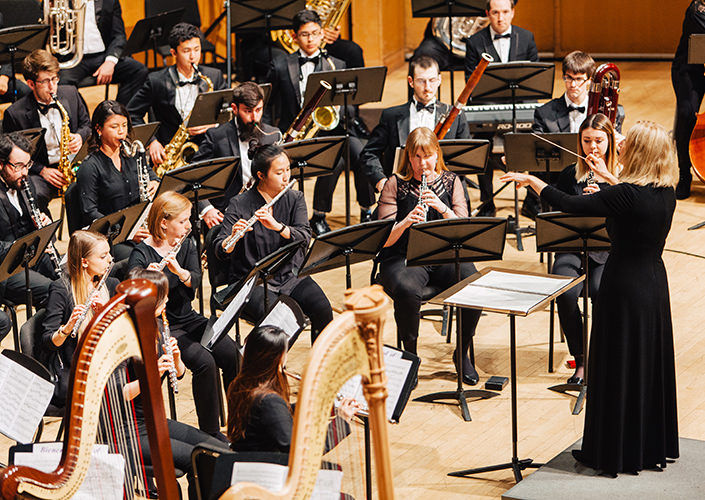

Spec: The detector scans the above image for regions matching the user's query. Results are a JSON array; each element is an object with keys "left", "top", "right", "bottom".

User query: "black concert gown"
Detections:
[{"left": 541, "top": 182, "right": 679, "bottom": 474}]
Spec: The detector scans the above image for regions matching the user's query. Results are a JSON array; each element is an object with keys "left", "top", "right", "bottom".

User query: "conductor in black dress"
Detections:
[
  {"left": 463, "top": 0, "right": 538, "bottom": 216},
  {"left": 501, "top": 121, "right": 679, "bottom": 475}
]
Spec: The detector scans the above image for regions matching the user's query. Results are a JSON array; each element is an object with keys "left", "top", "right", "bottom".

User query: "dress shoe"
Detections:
[
  {"left": 476, "top": 202, "right": 496, "bottom": 217},
  {"left": 453, "top": 351, "right": 479, "bottom": 385},
  {"left": 566, "top": 375, "right": 584, "bottom": 385},
  {"left": 309, "top": 213, "right": 331, "bottom": 236},
  {"left": 676, "top": 178, "right": 691, "bottom": 200},
  {"left": 360, "top": 209, "right": 373, "bottom": 223}
]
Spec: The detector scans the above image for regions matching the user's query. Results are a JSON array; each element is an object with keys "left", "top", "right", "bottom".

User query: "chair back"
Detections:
[
  {"left": 19, "top": 308, "right": 47, "bottom": 361},
  {"left": 64, "top": 182, "right": 84, "bottom": 235}
]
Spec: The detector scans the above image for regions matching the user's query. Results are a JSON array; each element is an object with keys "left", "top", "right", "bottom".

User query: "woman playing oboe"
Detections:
[
  {"left": 127, "top": 190, "right": 239, "bottom": 441},
  {"left": 214, "top": 144, "right": 332, "bottom": 343}
]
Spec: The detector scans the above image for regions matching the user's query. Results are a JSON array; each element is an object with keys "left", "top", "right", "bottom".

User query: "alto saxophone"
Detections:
[
  {"left": 157, "top": 63, "right": 214, "bottom": 177},
  {"left": 53, "top": 94, "right": 73, "bottom": 194}
]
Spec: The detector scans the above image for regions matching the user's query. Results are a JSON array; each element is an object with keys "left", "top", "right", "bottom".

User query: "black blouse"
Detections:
[
  {"left": 214, "top": 187, "right": 311, "bottom": 290},
  {"left": 231, "top": 393, "right": 293, "bottom": 453},
  {"left": 76, "top": 149, "right": 158, "bottom": 226}
]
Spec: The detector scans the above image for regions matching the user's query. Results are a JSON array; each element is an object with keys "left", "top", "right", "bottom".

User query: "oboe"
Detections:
[
  {"left": 418, "top": 173, "right": 428, "bottom": 222},
  {"left": 160, "top": 311, "right": 179, "bottom": 394},
  {"left": 222, "top": 180, "right": 296, "bottom": 252},
  {"left": 155, "top": 232, "right": 189, "bottom": 272},
  {"left": 21, "top": 179, "right": 63, "bottom": 277},
  {"left": 70, "top": 260, "right": 114, "bottom": 338}
]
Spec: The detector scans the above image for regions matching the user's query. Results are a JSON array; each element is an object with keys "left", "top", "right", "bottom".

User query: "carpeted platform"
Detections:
[{"left": 503, "top": 438, "right": 705, "bottom": 500}]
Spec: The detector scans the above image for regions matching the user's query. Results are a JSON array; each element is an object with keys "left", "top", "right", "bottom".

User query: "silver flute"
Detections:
[
  {"left": 160, "top": 311, "right": 179, "bottom": 394},
  {"left": 121, "top": 139, "right": 150, "bottom": 202},
  {"left": 155, "top": 231, "right": 190, "bottom": 272},
  {"left": 70, "top": 260, "right": 114, "bottom": 338},
  {"left": 21, "top": 179, "right": 64, "bottom": 277},
  {"left": 418, "top": 173, "right": 429, "bottom": 221},
  {"left": 222, "top": 180, "right": 296, "bottom": 252}
]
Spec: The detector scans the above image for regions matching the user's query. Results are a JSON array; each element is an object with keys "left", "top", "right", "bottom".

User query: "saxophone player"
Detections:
[
  {"left": 127, "top": 23, "right": 226, "bottom": 171},
  {"left": 2, "top": 49, "right": 91, "bottom": 213}
]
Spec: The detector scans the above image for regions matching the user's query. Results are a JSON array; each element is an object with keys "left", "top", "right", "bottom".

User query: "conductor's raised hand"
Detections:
[{"left": 499, "top": 171, "right": 534, "bottom": 189}]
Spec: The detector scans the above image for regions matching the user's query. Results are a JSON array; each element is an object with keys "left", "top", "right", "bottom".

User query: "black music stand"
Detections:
[
  {"left": 303, "top": 67, "right": 387, "bottom": 225},
  {"left": 536, "top": 212, "right": 610, "bottom": 415},
  {"left": 0, "top": 221, "right": 61, "bottom": 319},
  {"left": 392, "top": 139, "right": 491, "bottom": 176},
  {"left": 297, "top": 219, "right": 394, "bottom": 289},
  {"left": 0, "top": 25, "right": 48, "bottom": 102},
  {"left": 409, "top": 217, "right": 507, "bottom": 421},
  {"left": 88, "top": 202, "right": 150, "bottom": 247},
  {"left": 184, "top": 89, "right": 232, "bottom": 128},
  {"left": 281, "top": 136, "right": 346, "bottom": 190},
  {"left": 410, "top": 0, "right": 485, "bottom": 98},
  {"left": 122, "top": 9, "right": 184, "bottom": 69}
]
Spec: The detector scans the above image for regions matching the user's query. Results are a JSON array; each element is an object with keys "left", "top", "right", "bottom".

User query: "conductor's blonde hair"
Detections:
[{"left": 619, "top": 121, "right": 678, "bottom": 188}]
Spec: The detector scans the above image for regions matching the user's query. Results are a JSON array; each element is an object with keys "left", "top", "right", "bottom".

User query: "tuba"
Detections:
[
  {"left": 157, "top": 64, "right": 214, "bottom": 177},
  {"left": 432, "top": 16, "right": 489, "bottom": 58},
  {"left": 586, "top": 63, "right": 621, "bottom": 124},
  {"left": 218, "top": 285, "right": 395, "bottom": 500},
  {"left": 44, "top": 0, "right": 86, "bottom": 70},
  {"left": 272, "top": 0, "right": 351, "bottom": 54}
]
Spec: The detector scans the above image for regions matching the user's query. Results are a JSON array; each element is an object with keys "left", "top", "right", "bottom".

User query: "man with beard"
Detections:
[
  {"left": 191, "top": 82, "right": 282, "bottom": 224},
  {"left": 0, "top": 132, "right": 60, "bottom": 308}
]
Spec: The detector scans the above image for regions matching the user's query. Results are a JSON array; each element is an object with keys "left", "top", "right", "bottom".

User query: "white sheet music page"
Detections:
[
  {"left": 260, "top": 301, "right": 300, "bottom": 339},
  {"left": 212, "top": 275, "right": 257, "bottom": 339},
  {"left": 231, "top": 462, "right": 342, "bottom": 499},
  {"left": 13, "top": 443, "right": 125, "bottom": 500},
  {"left": 0, "top": 353, "right": 55, "bottom": 443}
]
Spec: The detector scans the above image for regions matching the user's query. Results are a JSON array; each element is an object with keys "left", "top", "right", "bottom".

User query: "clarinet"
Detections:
[
  {"left": 120, "top": 139, "right": 150, "bottom": 202},
  {"left": 417, "top": 172, "right": 428, "bottom": 222},
  {"left": 21, "top": 179, "right": 63, "bottom": 277},
  {"left": 70, "top": 260, "right": 114, "bottom": 338},
  {"left": 160, "top": 311, "right": 179, "bottom": 394},
  {"left": 222, "top": 180, "right": 296, "bottom": 252},
  {"left": 155, "top": 232, "right": 189, "bottom": 272}
]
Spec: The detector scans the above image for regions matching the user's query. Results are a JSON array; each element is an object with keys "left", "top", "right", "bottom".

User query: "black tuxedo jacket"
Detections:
[
  {"left": 127, "top": 65, "right": 227, "bottom": 146},
  {"left": 2, "top": 85, "right": 91, "bottom": 175},
  {"left": 93, "top": 0, "right": 129, "bottom": 60},
  {"left": 359, "top": 101, "right": 470, "bottom": 187},
  {"left": 265, "top": 51, "right": 345, "bottom": 131},
  {"left": 0, "top": 177, "right": 45, "bottom": 244},
  {"left": 464, "top": 25, "right": 539, "bottom": 78},
  {"left": 533, "top": 95, "right": 625, "bottom": 133}
]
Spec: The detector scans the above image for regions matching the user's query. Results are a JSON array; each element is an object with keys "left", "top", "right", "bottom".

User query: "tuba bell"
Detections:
[
  {"left": 272, "top": 0, "right": 352, "bottom": 53},
  {"left": 44, "top": 0, "right": 86, "bottom": 70},
  {"left": 432, "top": 16, "right": 490, "bottom": 59}
]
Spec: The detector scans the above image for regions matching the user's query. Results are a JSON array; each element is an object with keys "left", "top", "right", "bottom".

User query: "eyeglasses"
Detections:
[
  {"left": 414, "top": 77, "right": 440, "bottom": 86},
  {"left": 563, "top": 75, "right": 589, "bottom": 86},
  {"left": 34, "top": 76, "right": 60, "bottom": 87},
  {"left": 4, "top": 160, "right": 33, "bottom": 172},
  {"left": 298, "top": 30, "right": 322, "bottom": 39}
]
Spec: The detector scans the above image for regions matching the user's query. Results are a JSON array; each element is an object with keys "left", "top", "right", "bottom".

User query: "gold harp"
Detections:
[
  {"left": 0, "top": 280, "right": 179, "bottom": 500},
  {"left": 219, "top": 284, "right": 395, "bottom": 500}
]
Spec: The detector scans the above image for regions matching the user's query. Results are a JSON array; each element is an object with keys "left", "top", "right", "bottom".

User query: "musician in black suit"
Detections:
[
  {"left": 265, "top": 9, "right": 374, "bottom": 234},
  {"left": 58, "top": 0, "right": 148, "bottom": 106},
  {"left": 0, "top": 132, "right": 58, "bottom": 309},
  {"left": 0, "top": 64, "right": 31, "bottom": 104},
  {"left": 464, "top": 0, "right": 539, "bottom": 216},
  {"left": 2, "top": 50, "right": 91, "bottom": 213},
  {"left": 127, "top": 23, "right": 227, "bottom": 172},
  {"left": 360, "top": 55, "right": 470, "bottom": 195},
  {"left": 191, "top": 82, "right": 281, "bottom": 223}
]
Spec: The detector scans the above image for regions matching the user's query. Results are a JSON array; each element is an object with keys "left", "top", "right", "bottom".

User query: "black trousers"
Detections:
[
  {"left": 171, "top": 315, "right": 240, "bottom": 435},
  {"left": 0, "top": 78, "right": 31, "bottom": 103},
  {"left": 672, "top": 63, "right": 705, "bottom": 181},
  {"left": 313, "top": 136, "right": 375, "bottom": 212},
  {"left": 242, "top": 277, "right": 333, "bottom": 343},
  {"left": 59, "top": 54, "right": 148, "bottom": 105},
  {"left": 552, "top": 252, "right": 605, "bottom": 358},
  {"left": 378, "top": 257, "right": 481, "bottom": 353},
  {"left": 0, "top": 253, "right": 56, "bottom": 309}
]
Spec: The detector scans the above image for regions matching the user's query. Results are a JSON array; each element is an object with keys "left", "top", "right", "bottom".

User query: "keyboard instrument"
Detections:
[{"left": 463, "top": 102, "right": 542, "bottom": 133}]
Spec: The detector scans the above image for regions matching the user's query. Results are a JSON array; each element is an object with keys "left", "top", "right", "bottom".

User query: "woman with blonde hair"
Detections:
[
  {"left": 501, "top": 120, "right": 679, "bottom": 475},
  {"left": 377, "top": 126, "right": 483, "bottom": 384},
  {"left": 128, "top": 190, "right": 239, "bottom": 442},
  {"left": 40, "top": 230, "right": 117, "bottom": 406}
]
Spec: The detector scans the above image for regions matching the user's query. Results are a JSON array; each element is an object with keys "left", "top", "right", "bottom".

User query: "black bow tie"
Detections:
[
  {"left": 568, "top": 105, "right": 586, "bottom": 113},
  {"left": 299, "top": 55, "right": 320, "bottom": 66},
  {"left": 37, "top": 101, "right": 59, "bottom": 115},
  {"left": 494, "top": 33, "right": 511, "bottom": 40},
  {"left": 415, "top": 101, "right": 435, "bottom": 113},
  {"left": 177, "top": 78, "right": 200, "bottom": 87}
]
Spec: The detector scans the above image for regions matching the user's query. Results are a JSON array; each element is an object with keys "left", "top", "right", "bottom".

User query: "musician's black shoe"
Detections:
[
  {"left": 310, "top": 213, "right": 331, "bottom": 236},
  {"left": 360, "top": 209, "right": 373, "bottom": 223},
  {"left": 566, "top": 375, "right": 584, "bottom": 385},
  {"left": 453, "top": 351, "right": 479, "bottom": 385},
  {"left": 676, "top": 178, "right": 691, "bottom": 200},
  {"left": 476, "top": 202, "right": 496, "bottom": 217}
]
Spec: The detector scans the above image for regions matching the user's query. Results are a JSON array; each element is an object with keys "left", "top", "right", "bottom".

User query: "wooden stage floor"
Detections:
[{"left": 2, "top": 61, "right": 704, "bottom": 499}]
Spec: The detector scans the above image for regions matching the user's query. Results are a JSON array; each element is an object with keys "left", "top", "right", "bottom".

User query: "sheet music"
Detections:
[
  {"left": 14, "top": 443, "right": 125, "bottom": 500},
  {"left": 310, "top": 469, "right": 343, "bottom": 500},
  {"left": 0, "top": 354, "right": 55, "bottom": 443},
  {"left": 210, "top": 275, "right": 257, "bottom": 345},
  {"left": 472, "top": 271, "right": 573, "bottom": 296},
  {"left": 231, "top": 462, "right": 342, "bottom": 499},
  {"left": 260, "top": 300, "right": 300, "bottom": 339}
]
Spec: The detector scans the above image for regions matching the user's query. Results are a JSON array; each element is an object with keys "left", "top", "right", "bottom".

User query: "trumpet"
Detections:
[
  {"left": 70, "top": 260, "right": 114, "bottom": 338},
  {"left": 155, "top": 232, "right": 190, "bottom": 272},
  {"left": 160, "top": 311, "right": 179, "bottom": 394}
]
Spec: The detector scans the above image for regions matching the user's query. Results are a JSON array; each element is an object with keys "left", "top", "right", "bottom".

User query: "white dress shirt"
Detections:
[
  {"left": 236, "top": 124, "right": 253, "bottom": 186},
  {"left": 489, "top": 26, "right": 512, "bottom": 63},
  {"left": 6, "top": 189, "right": 23, "bottom": 216},
  {"left": 565, "top": 94, "right": 588, "bottom": 134},
  {"left": 38, "top": 104, "right": 62, "bottom": 165},
  {"left": 298, "top": 49, "right": 321, "bottom": 106},
  {"left": 409, "top": 98, "right": 437, "bottom": 134},
  {"left": 175, "top": 68, "right": 200, "bottom": 121}
]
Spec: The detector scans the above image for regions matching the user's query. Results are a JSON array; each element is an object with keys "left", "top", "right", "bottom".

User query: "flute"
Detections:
[
  {"left": 160, "top": 311, "right": 179, "bottom": 394},
  {"left": 70, "top": 260, "right": 114, "bottom": 338},
  {"left": 222, "top": 180, "right": 296, "bottom": 252},
  {"left": 155, "top": 232, "right": 189, "bottom": 272}
]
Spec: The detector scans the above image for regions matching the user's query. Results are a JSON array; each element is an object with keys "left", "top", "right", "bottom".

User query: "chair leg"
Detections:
[
  {"left": 9, "top": 306, "right": 19, "bottom": 352},
  {"left": 104, "top": 83, "right": 109, "bottom": 100},
  {"left": 34, "top": 419, "right": 44, "bottom": 442},
  {"left": 446, "top": 306, "right": 453, "bottom": 344},
  {"left": 55, "top": 417, "right": 65, "bottom": 441}
]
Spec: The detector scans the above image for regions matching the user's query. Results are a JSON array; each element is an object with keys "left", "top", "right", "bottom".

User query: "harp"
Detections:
[
  {"left": 219, "top": 284, "right": 395, "bottom": 500},
  {"left": 0, "top": 280, "right": 179, "bottom": 500}
]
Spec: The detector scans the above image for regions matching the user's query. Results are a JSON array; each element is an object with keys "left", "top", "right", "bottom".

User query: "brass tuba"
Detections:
[
  {"left": 586, "top": 63, "right": 621, "bottom": 125},
  {"left": 431, "top": 16, "right": 489, "bottom": 58},
  {"left": 44, "top": 0, "right": 86, "bottom": 70},
  {"left": 272, "top": 0, "right": 352, "bottom": 54}
]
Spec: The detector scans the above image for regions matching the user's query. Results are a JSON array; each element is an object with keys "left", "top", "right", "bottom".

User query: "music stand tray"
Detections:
[
  {"left": 436, "top": 267, "right": 583, "bottom": 482},
  {"left": 408, "top": 217, "right": 507, "bottom": 421},
  {"left": 392, "top": 139, "right": 491, "bottom": 176},
  {"left": 470, "top": 62, "right": 555, "bottom": 103},
  {"left": 297, "top": 219, "right": 394, "bottom": 289},
  {"left": 158, "top": 157, "right": 239, "bottom": 202},
  {"left": 504, "top": 132, "right": 579, "bottom": 174},
  {"left": 88, "top": 202, "right": 150, "bottom": 247}
]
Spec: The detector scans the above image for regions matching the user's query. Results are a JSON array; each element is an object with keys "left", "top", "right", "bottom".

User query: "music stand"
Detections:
[
  {"left": 0, "top": 221, "right": 61, "bottom": 319},
  {"left": 88, "top": 202, "right": 150, "bottom": 247},
  {"left": 410, "top": 0, "right": 485, "bottom": 98},
  {"left": 536, "top": 212, "right": 610, "bottom": 415},
  {"left": 253, "top": 240, "right": 305, "bottom": 312},
  {"left": 297, "top": 219, "right": 394, "bottom": 289},
  {"left": 281, "top": 136, "right": 346, "bottom": 190},
  {"left": 409, "top": 217, "right": 507, "bottom": 421},
  {"left": 303, "top": 66, "right": 387, "bottom": 225},
  {"left": 185, "top": 89, "right": 233, "bottom": 128},
  {"left": 0, "top": 25, "right": 48, "bottom": 102},
  {"left": 122, "top": 9, "right": 184, "bottom": 69}
]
